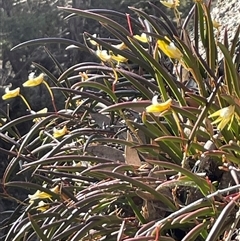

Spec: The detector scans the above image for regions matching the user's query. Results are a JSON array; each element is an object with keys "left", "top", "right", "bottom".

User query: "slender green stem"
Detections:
[
  {"left": 19, "top": 94, "right": 31, "bottom": 111},
  {"left": 43, "top": 81, "right": 57, "bottom": 112}
]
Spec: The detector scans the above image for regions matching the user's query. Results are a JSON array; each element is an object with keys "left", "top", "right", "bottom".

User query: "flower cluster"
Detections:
[{"left": 91, "top": 33, "right": 149, "bottom": 64}]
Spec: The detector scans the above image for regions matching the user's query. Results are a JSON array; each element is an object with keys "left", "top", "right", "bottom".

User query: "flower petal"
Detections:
[
  {"left": 33, "top": 108, "right": 48, "bottom": 123},
  {"left": 112, "top": 42, "right": 128, "bottom": 50},
  {"left": 146, "top": 98, "right": 172, "bottom": 113},
  {"left": 53, "top": 126, "right": 68, "bottom": 138},
  {"left": 157, "top": 39, "right": 182, "bottom": 59},
  {"left": 23, "top": 73, "right": 45, "bottom": 87},
  {"left": 2, "top": 87, "right": 20, "bottom": 100},
  {"left": 160, "top": 0, "right": 180, "bottom": 8},
  {"left": 28, "top": 190, "right": 52, "bottom": 201},
  {"left": 36, "top": 201, "right": 50, "bottom": 212},
  {"left": 111, "top": 54, "right": 128, "bottom": 63},
  {"left": 209, "top": 105, "right": 235, "bottom": 130},
  {"left": 217, "top": 118, "right": 229, "bottom": 130},
  {"left": 96, "top": 50, "right": 112, "bottom": 62},
  {"left": 134, "top": 33, "right": 148, "bottom": 43},
  {"left": 208, "top": 109, "right": 222, "bottom": 118}
]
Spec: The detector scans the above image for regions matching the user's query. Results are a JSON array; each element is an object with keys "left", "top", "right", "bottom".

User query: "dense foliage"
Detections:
[{"left": 1, "top": 0, "right": 240, "bottom": 240}]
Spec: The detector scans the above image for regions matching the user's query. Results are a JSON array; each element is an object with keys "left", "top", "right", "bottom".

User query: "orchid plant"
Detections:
[{"left": 1, "top": 1, "right": 240, "bottom": 241}]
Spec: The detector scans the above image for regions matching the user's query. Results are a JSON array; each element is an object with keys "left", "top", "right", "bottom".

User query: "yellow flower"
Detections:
[
  {"left": 88, "top": 34, "right": 98, "bottom": 46},
  {"left": 36, "top": 201, "right": 50, "bottom": 212},
  {"left": 53, "top": 126, "right": 68, "bottom": 138},
  {"left": 111, "top": 53, "right": 128, "bottom": 63},
  {"left": 2, "top": 87, "right": 20, "bottom": 100},
  {"left": 160, "top": 0, "right": 180, "bottom": 8},
  {"left": 112, "top": 42, "right": 128, "bottom": 50},
  {"left": 157, "top": 38, "right": 183, "bottom": 59},
  {"left": 146, "top": 96, "right": 172, "bottom": 114},
  {"left": 212, "top": 20, "right": 221, "bottom": 29},
  {"left": 23, "top": 73, "right": 45, "bottom": 87},
  {"left": 32, "top": 108, "right": 48, "bottom": 123},
  {"left": 208, "top": 105, "right": 235, "bottom": 130},
  {"left": 96, "top": 49, "right": 128, "bottom": 63},
  {"left": 29, "top": 186, "right": 59, "bottom": 211},
  {"left": 133, "top": 33, "right": 148, "bottom": 43},
  {"left": 28, "top": 185, "right": 59, "bottom": 204},
  {"left": 96, "top": 49, "right": 112, "bottom": 62}
]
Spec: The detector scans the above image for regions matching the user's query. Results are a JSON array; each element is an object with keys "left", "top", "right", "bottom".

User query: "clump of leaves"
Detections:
[{"left": 1, "top": 1, "right": 240, "bottom": 241}]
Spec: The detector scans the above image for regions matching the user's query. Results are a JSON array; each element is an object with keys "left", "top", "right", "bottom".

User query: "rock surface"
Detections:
[{"left": 211, "top": 0, "right": 240, "bottom": 44}]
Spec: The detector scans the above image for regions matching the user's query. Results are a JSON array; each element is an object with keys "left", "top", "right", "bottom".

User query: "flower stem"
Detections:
[
  {"left": 43, "top": 81, "right": 58, "bottom": 113},
  {"left": 19, "top": 94, "right": 31, "bottom": 111}
]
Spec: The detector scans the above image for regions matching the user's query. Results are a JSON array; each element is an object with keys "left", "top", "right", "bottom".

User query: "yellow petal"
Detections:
[
  {"left": 53, "top": 126, "right": 68, "bottom": 138},
  {"left": 134, "top": 33, "right": 148, "bottom": 43},
  {"left": 23, "top": 73, "right": 45, "bottom": 87},
  {"left": 160, "top": 0, "right": 180, "bottom": 8},
  {"left": 157, "top": 39, "right": 182, "bottom": 59},
  {"left": 209, "top": 106, "right": 235, "bottom": 118},
  {"left": 2, "top": 87, "right": 20, "bottom": 100},
  {"left": 209, "top": 105, "right": 235, "bottom": 130},
  {"left": 211, "top": 116, "right": 222, "bottom": 125},
  {"left": 96, "top": 49, "right": 112, "bottom": 62},
  {"left": 50, "top": 185, "right": 59, "bottom": 194},
  {"left": 28, "top": 190, "right": 52, "bottom": 202},
  {"left": 112, "top": 42, "right": 128, "bottom": 50},
  {"left": 212, "top": 20, "right": 221, "bottom": 29},
  {"left": 36, "top": 201, "right": 50, "bottom": 212},
  {"left": 208, "top": 109, "right": 222, "bottom": 118},
  {"left": 33, "top": 108, "right": 48, "bottom": 123},
  {"left": 146, "top": 97, "right": 172, "bottom": 113},
  {"left": 111, "top": 54, "right": 128, "bottom": 63},
  {"left": 217, "top": 118, "right": 230, "bottom": 130},
  {"left": 88, "top": 34, "right": 98, "bottom": 46}
]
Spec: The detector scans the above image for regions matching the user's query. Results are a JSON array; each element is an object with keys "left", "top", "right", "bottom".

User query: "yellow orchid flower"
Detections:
[
  {"left": 157, "top": 38, "right": 183, "bottom": 60},
  {"left": 88, "top": 34, "right": 98, "bottom": 46},
  {"left": 96, "top": 49, "right": 112, "bottom": 62},
  {"left": 208, "top": 105, "right": 235, "bottom": 130},
  {"left": 32, "top": 108, "right": 48, "bottom": 123},
  {"left": 160, "top": 0, "right": 180, "bottom": 9},
  {"left": 29, "top": 185, "right": 59, "bottom": 204},
  {"left": 96, "top": 49, "right": 128, "bottom": 63},
  {"left": 36, "top": 201, "right": 50, "bottom": 212},
  {"left": 29, "top": 189, "right": 51, "bottom": 203},
  {"left": 23, "top": 73, "right": 57, "bottom": 112},
  {"left": 23, "top": 73, "right": 45, "bottom": 87},
  {"left": 212, "top": 20, "right": 221, "bottom": 29},
  {"left": 2, "top": 87, "right": 20, "bottom": 100},
  {"left": 111, "top": 53, "right": 128, "bottom": 63},
  {"left": 133, "top": 33, "right": 148, "bottom": 43},
  {"left": 146, "top": 96, "right": 172, "bottom": 114},
  {"left": 53, "top": 126, "right": 68, "bottom": 138},
  {"left": 2, "top": 86, "right": 31, "bottom": 110},
  {"left": 112, "top": 42, "right": 128, "bottom": 50}
]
